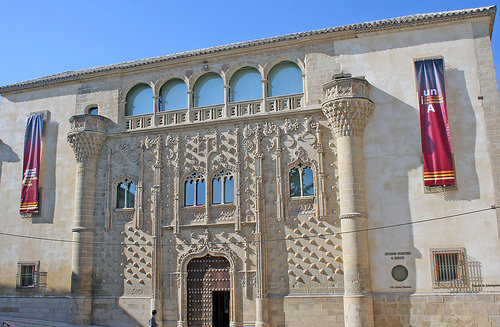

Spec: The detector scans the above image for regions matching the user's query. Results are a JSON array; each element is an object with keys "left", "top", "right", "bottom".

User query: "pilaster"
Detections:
[{"left": 322, "top": 75, "right": 375, "bottom": 327}]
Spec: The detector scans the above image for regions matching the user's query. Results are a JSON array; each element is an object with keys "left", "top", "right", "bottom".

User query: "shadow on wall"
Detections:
[
  {"left": 32, "top": 120, "right": 59, "bottom": 224},
  {"left": 466, "top": 255, "right": 483, "bottom": 293},
  {"left": 365, "top": 65, "right": 480, "bottom": 323},
  {"left": 442, "top": 67, "right": 479, "bottom": 201},
  {"left": 0, "top": 139, "right": 20, "bottom": 185},
  {"left": 365, "top": 85, "right": 420, "bottom": 325},
  {"left": 0, "top": 283, "right": 143, "bottom": 327}
]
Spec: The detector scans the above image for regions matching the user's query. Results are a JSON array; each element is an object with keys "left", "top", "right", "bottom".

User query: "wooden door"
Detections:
[{"left": 187, "top": 255, "right": 230, "bottom": 327}]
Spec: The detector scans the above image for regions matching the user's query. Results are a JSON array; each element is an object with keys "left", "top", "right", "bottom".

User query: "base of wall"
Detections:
[
  {"left": 373, "top": 293, "right": 500, "bottom": 327},
  {"left": 0, "top": 293, "right": 498, "bottom": 326},
  {"left": 0, "top": 314, "right": 104, "bottom": 327}
]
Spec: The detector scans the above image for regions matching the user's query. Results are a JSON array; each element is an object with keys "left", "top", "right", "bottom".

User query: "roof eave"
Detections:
[{"left": 0, "top": 5, "right": 496, "bottom": 94}]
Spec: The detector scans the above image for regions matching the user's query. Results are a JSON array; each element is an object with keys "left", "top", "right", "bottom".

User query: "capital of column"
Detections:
[
  {"left": 322, "top": 76, "right": 374, "bottom": 138},
  {"left": 67, "top": 114, "right": 109, "bottom": 163}
]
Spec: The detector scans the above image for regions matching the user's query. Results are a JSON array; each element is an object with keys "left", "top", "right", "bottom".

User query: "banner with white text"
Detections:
[
  {"left": 414, "top": 58, "right": 455, "bottom": 186},
  {"left": 20, "top": 113, "right": 44, "bottom": 214}
]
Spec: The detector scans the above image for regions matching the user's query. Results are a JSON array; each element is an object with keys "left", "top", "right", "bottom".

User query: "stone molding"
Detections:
[
  {"left": 0, "top": 6, "right": 495, "bottom": 93},
  {"left": 339, "top": 212, "right": 368, "bottom": 219}
]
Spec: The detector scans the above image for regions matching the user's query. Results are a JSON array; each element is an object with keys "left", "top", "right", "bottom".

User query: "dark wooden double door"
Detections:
[{"left": 187, "top": 255, "right": 230, "bottom": 327}]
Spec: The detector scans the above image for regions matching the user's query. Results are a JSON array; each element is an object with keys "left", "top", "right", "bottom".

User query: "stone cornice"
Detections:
[{"left": 0, "top": 6, "right": 495, "bottom": 93}]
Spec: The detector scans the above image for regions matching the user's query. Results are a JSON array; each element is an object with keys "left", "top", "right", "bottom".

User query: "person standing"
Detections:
[{"left": 149, "top": 309, "right": 158, "bottom": 327}]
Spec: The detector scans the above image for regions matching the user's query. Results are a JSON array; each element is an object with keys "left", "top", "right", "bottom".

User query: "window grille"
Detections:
[
  {"left": 431, "top": 248, "right": 466, "bottom": 288},
  {"left": 17, "top": 261, "right": 40, "bottom": 289}
]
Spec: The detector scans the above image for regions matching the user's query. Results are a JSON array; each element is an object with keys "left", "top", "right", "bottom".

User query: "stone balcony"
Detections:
[
  {"left": 322, "top": 75, "right": 374, "bottom": 137},
  {"left": 69, "top": 114, "right": 110, "bottom": 134},
  {"left": 124, "top": 93, "right": 304, "bottom": 131}
]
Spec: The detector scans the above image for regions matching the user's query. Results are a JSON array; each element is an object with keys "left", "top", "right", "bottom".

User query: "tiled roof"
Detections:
[{"left": 0, "top": 5, "right": 495, "bottom": 93}]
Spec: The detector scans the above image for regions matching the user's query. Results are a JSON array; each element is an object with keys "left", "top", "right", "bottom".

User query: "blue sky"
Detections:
[{"left": 0, "top": 0, "right": 498, "bottom": 88}]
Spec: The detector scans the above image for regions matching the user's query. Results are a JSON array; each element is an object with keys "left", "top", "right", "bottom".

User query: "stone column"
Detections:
[
  {"left": 187, "top": 90, "right": 194, "bottom": 122},
  {"left": 153, "top": 95, "right": 160, "bottom": 126},
  {"left": 322, "top": 75, "right": 375, "bottom": 327},
  {"left": 254, "top": 132, "right": 268, "bottom": 327},
  {"left": 150, "top": 137, "right": 163, "bottom": 325},
  {"left": 261, "top": 79, "right": 268, "bottom": 112},
  {"left": 223, "top": 84, "right": 231, "bottom": 118},
  {"left": 67, "top": 114, "right": 108, "bottom": 325}
]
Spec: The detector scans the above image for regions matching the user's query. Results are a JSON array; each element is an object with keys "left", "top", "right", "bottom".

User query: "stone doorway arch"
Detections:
[
  {"left": 177, "top": 241, "right": 237, "bottom": 327},
  {"left": 187, "top": 255, "right": 230, "bottom": 327}
]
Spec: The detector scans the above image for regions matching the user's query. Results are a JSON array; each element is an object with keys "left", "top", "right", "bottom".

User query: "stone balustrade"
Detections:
[
  {"left": 228, "top": 99, "right": 262, "bottom": 117},
  {"left": 124, "top": 94, "right": 304, "bottom": 131}
]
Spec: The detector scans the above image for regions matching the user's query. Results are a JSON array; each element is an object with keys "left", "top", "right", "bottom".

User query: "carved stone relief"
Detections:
[
  {"left": 97, "top": 111, "right": 341, "bottom": 301},
  {"left": 120, "top": 224, "right": 153, "bottom": 295},
  {"left": 105, "top": 137, "right": 143, "bottom": 230}
]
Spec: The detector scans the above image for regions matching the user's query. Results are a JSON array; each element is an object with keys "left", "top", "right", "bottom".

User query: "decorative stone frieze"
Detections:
[{"left": 322, "top": 77, "right": 374, "bottom": 137}]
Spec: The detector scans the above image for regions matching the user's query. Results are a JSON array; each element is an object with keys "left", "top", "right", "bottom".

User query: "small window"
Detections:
[
  {"left": 17, "top": 262, "right": 39, "bottom": 288},
  {"left": 88, "top": 107, "right": 98, "bottom": 115},
  {"left": 117, "top": 179, "right": 135, "bottom": 209},
  {"left": 431, "top": 248, "right": 466, "bottom": 288},
  {"left": 290, "top": 164, "right": 314, "bottom": 197},
  {"left": 185, "top": 173, "right": 205, "bottom": 206},
  {"left": 212, "top": 170, "right": 234, "bottom": 204}
]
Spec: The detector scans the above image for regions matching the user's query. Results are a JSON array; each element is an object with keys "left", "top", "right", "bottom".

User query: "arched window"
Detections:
[
  {"left": 159, "top": 79, "right": 188, "bottom": 111},
  {"left": 212, "top": 170, "right": 234, "bottom": 204},
  {"left": 230, "top": 67, "right": 261, "bottom": 102},
  {"left": 289, "top": 164, "right": 314, "bottom": 197},
  {"left": 125, "top": 84, "right": 153, "bottom": 116},
  {"left": 193, "top": 73, "right": 223, "bottom": 107},
  {"left": 185, "top": 173, "right": 206, "bottom": 206},
  {"left": 117, "top": 179, "right": 136, "bottom": 208},
  {"left": 268, "top": 61, "right": 303, "bottom": 97}
]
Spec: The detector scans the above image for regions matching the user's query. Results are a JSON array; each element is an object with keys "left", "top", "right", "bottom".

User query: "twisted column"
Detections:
[
  {"left": 322, "top": 76, "right": 375, "bottom": 327},
  {"left": 67, "top": 114, "right": 108, "bottom": 325}
]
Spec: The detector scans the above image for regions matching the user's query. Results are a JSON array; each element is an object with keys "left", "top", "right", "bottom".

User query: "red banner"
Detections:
[
  {"left": 414, "top": 59, "right": 455, "bottom": 186},
  {"left": 20, "top": 113, "right": 44, "bottom": 214}
]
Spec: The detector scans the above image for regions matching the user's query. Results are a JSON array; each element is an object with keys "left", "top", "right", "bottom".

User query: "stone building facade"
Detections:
[{"left": 0, "top": 6, "right": 499, "bottom": 327}]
